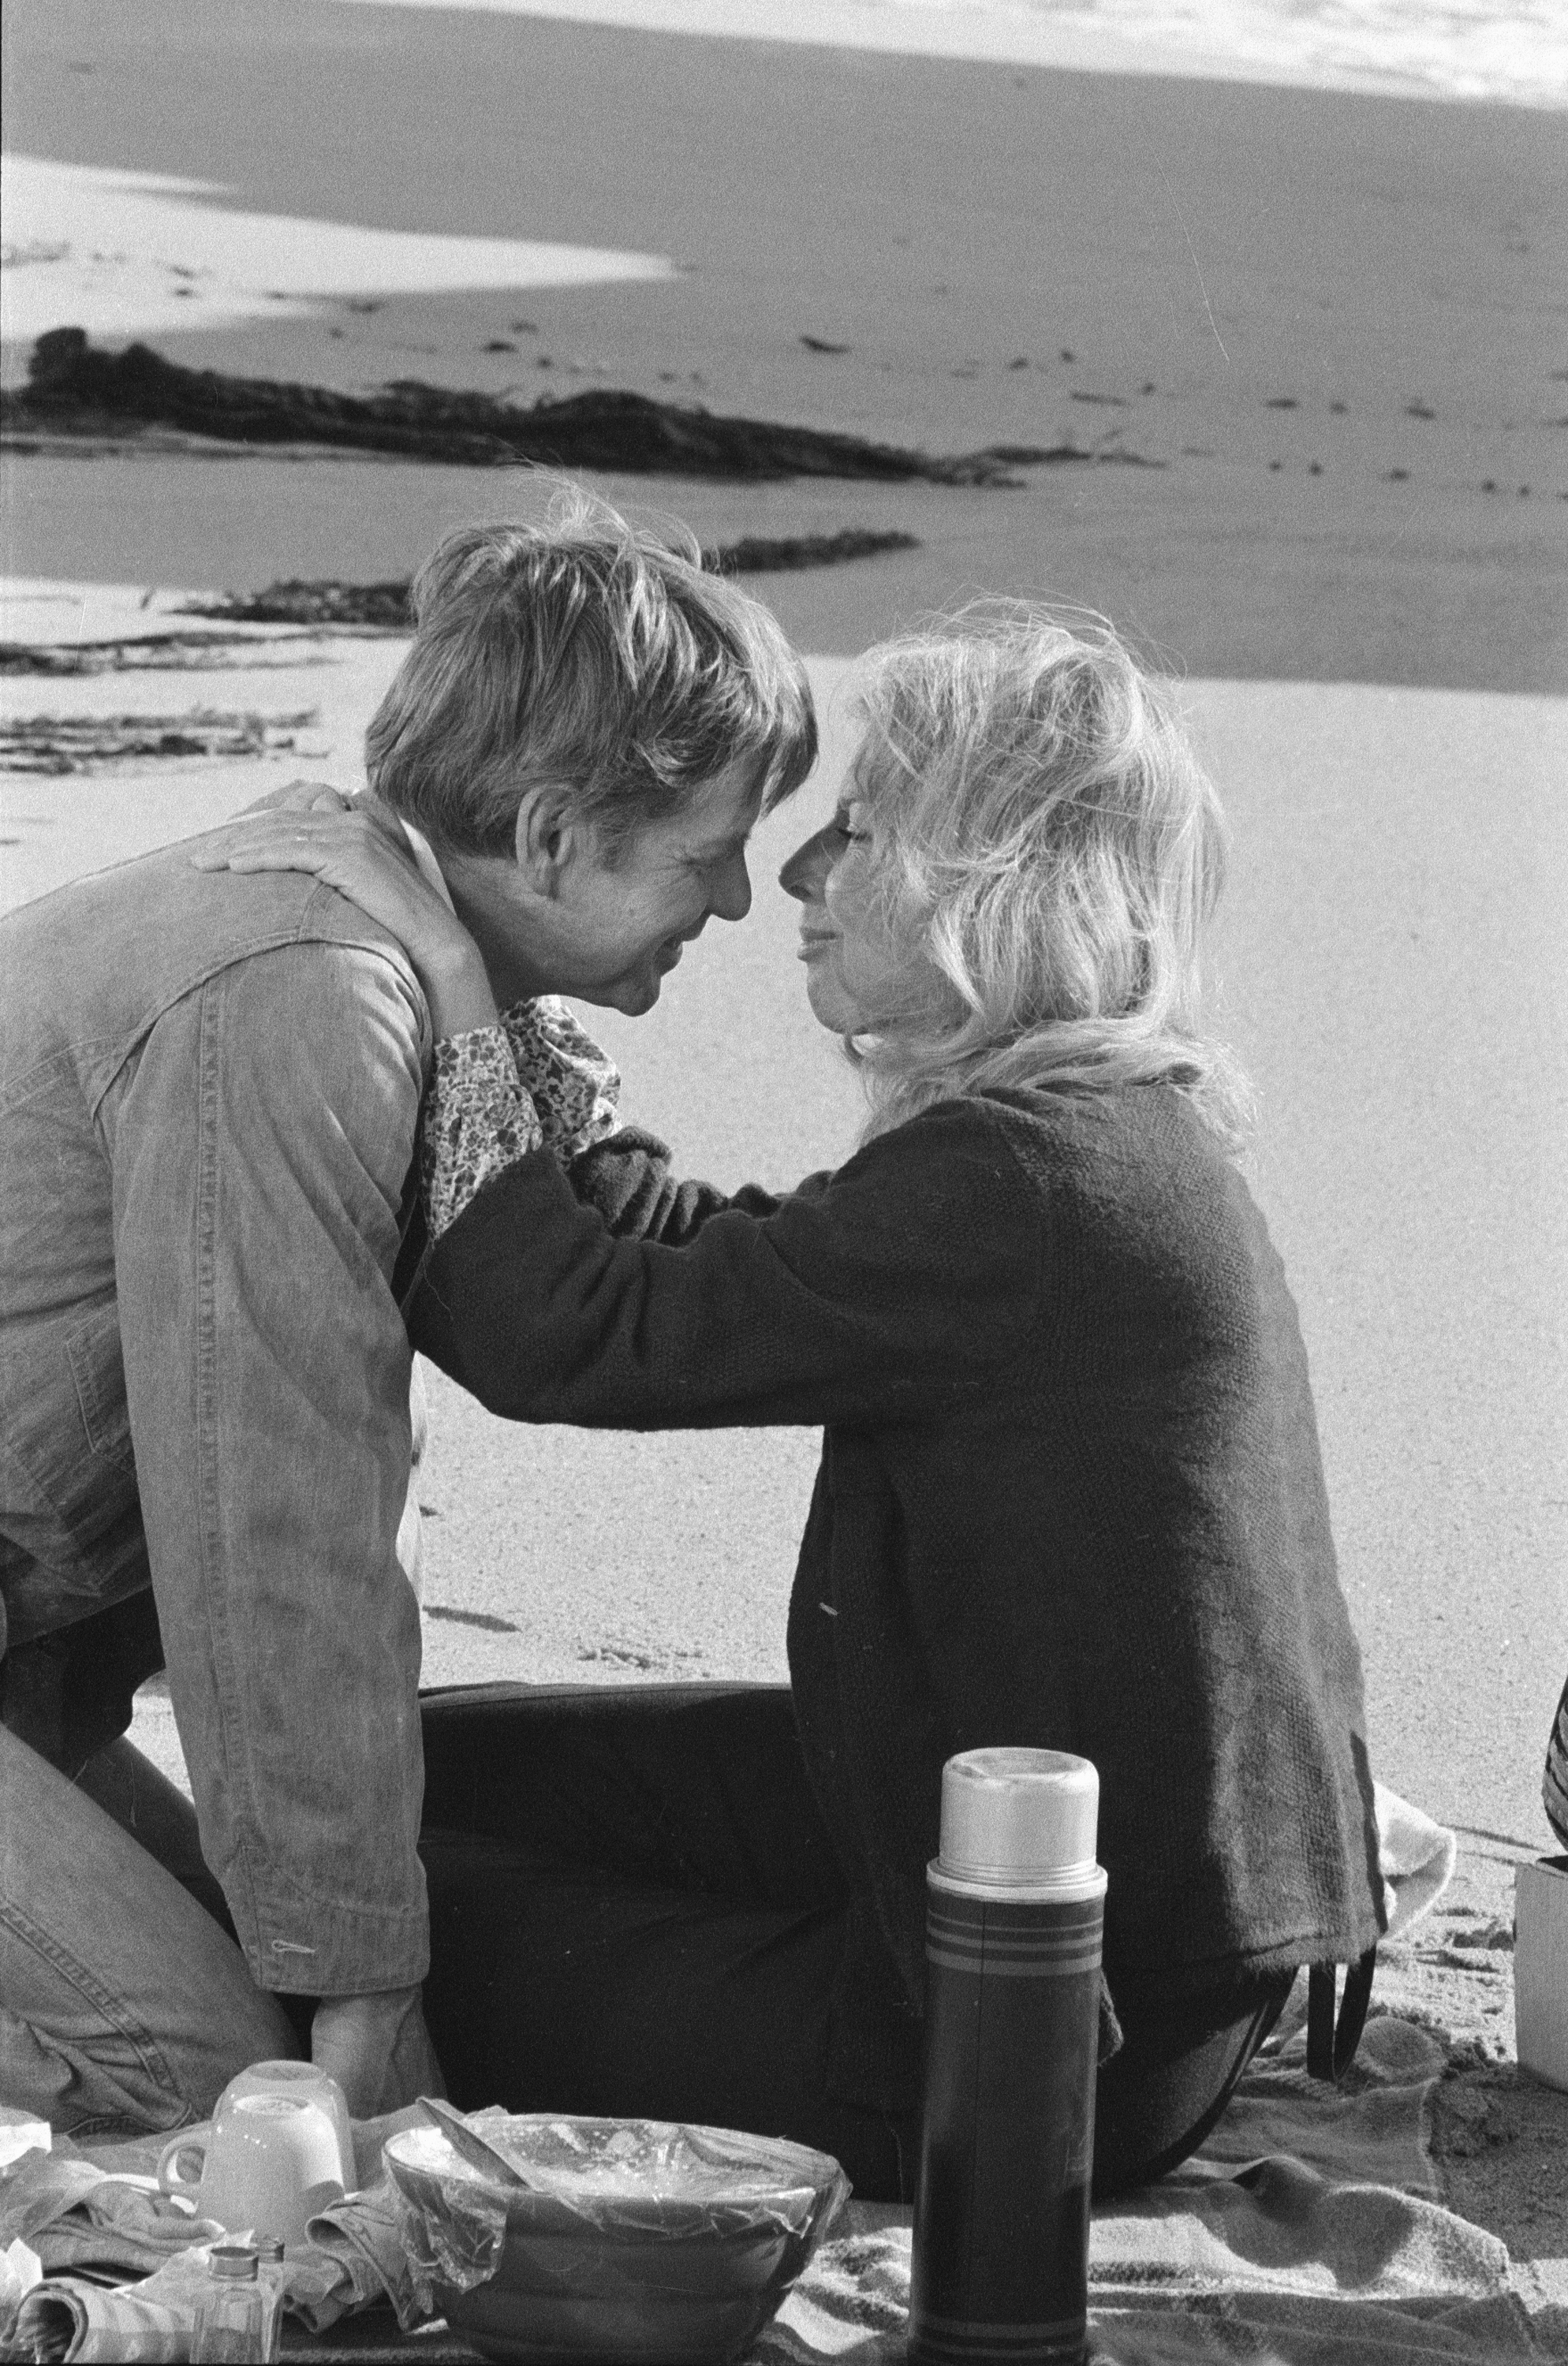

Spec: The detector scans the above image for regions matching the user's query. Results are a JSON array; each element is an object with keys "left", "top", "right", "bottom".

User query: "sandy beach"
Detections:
[
  {"left": 5, "top": 0, "right": 1566, "bottom": 688},
  {"left": 2, "top": 0, "right": 1565, "bottom": 2317}
]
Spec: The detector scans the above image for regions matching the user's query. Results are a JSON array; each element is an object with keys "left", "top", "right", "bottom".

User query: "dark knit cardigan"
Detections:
[{"left": 412, "top": 1083, "right": 1383, "bottom": 2110}]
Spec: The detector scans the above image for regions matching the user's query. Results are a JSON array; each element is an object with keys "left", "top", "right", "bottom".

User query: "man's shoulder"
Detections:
[
  {"left": 2, "top": 835, "right": 427, "bottom": 1106},
  {"left": 12, "top": 829, "right": 414, "bottom": 957}
]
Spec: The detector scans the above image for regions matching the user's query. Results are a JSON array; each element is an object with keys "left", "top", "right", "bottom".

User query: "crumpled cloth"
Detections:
[
  {"left": 1375, "top": 1782, "right": 1457, "bottom": 1940},
  {"left": 0, "top": 2153, "right": 221, "bottom": 2278},
  {"left": 14, "top": 2245, "right": 230, "bottom": 2364},
  {"left": 0, "top": 2150, "right": 418, "bottom": 2360},
  {"left": 306, "top": 2173, "right": 427, "bottom": 2331}
]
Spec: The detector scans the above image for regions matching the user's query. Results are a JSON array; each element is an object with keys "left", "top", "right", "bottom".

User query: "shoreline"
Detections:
[
  {"left": 329, "top": 0, "right": 1568, "bottom": 114},
  {"left": 6, "top": 6, "right": 1561, "bottom": 696},
  {"left": 6, "top": 447, "right": 1562, "bottom": 694}
]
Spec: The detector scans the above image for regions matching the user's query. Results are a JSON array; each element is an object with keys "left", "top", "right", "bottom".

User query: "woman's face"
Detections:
[{"left": 778, "top": 751, "right": 927, "bottom": 1033}]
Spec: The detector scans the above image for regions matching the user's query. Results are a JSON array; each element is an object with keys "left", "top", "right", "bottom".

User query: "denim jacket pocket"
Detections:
[{"left": 66, "top": 1303, "right": 136, "bottom": 1469}]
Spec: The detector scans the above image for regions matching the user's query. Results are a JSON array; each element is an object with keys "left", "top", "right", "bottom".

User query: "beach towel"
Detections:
[{"left": 749, "top": 2012, "right": 1536, "bottom": 2366}]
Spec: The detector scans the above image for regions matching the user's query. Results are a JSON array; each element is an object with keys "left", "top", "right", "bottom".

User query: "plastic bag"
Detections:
[
  {"left": 385, "top": 2139, "right": 509, "bottom": 2318},
  {"left": 384, "top": 2111, "right": 849, "bottom": 2308}
]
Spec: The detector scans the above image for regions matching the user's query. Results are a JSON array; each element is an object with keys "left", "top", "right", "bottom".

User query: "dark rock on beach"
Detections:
[
  {"left": 704, "top": 528, "right": 920, "bottom": 573},
  {"left": 3, "top": 328, "right": 1035, "bottom": 487}
]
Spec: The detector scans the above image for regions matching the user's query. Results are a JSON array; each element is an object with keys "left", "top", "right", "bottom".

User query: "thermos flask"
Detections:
[{"left": 909, "top": 1747, "right": 1107, "bottom": 2366}]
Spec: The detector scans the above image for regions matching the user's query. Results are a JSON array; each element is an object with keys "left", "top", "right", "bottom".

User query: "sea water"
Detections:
[{"left": 336, "top": 0, "right": 1567, "bottom": 112}]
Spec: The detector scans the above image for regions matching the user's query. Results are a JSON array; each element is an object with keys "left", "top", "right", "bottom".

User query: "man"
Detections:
[{"left": 0, "top": 496, "right": 816, "bottom": 2129}]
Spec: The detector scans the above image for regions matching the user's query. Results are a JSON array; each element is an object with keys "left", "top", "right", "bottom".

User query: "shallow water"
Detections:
[
  {"left": 934, "top": 0, "right": 1564, "bottom": 108},
  {"left": 334, "top": 0, "right": 1568, "bottom": 110}
]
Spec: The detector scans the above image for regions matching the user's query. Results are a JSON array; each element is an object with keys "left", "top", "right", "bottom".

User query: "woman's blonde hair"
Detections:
[
  {"left": 366, "top": 487, "right": 816, "bottom": 857},
  {"left": 842, "top": 607, "right": 1251, "bottom": 1148}
]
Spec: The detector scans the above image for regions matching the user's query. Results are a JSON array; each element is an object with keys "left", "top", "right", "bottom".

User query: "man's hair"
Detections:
[
  {"left": 840, "top": 605, "right": 1253, "bottom": 1151},
  {"left": 365, "top": 487, "right": 817, "bottom": 858}
]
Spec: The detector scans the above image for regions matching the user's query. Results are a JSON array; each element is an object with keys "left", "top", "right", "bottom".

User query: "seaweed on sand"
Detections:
[{"left": 185, "top": 528, "right": 922, "bottom": 629}]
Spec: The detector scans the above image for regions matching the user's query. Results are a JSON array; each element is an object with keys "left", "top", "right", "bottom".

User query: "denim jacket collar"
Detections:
[{"left": 396, "top": 817, "right": 455, "bottom": 914}]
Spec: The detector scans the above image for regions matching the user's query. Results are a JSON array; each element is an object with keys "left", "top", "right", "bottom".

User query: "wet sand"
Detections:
[{"left": 5, "top": 0, "right": 1566, "bottom": 689}]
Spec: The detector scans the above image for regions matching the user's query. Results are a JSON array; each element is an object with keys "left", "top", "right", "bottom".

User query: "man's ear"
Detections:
[{"left": 513, "top": 782, "right": 584, "bottom": 898}]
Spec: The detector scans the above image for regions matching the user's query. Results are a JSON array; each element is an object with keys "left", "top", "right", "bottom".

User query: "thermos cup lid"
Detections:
[{"left": 936, "top": 1748, "right": 1103, "bottom": 1894}]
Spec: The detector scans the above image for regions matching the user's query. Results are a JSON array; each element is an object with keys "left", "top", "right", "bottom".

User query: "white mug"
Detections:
[
  {"left": 159, "top": 2092, "right": 345, "bottom": 2245},
  {"left": 215, "top": 2060, "right": 354, "bottom": 2187}
]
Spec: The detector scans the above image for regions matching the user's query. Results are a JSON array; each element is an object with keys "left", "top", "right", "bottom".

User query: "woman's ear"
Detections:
[{"left": 513, "top": 783, "right": 581, "bottom": 898}]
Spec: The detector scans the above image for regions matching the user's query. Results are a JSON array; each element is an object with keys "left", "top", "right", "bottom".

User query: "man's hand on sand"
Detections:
[{"left": 311, "top": 1986, "right": 446, "bottom": 2118}]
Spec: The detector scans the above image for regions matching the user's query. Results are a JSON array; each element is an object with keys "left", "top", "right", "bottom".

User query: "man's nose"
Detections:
[
  {"left": 707, "top": 848, "right": 753, "bottom": 924},
  {"left": 778, "top": 824, "right": 834, "bottom": 903}
]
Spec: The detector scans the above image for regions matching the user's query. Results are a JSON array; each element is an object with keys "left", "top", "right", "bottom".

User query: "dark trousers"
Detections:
[{"left": 419, "top": 1683, "right": 1292, "bottom": 2204}]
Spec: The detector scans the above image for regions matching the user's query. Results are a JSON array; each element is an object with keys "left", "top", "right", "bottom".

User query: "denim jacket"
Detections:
[{"left": 0, "top": 839, "right": 434, "bottom": 1995}]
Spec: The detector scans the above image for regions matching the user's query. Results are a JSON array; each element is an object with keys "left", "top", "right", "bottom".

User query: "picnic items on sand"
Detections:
[
  {"left": 1514, "top": 1853, "right": 1568, "bottom": 2092},
  {"left": 911, "top": 1749, "right": 1106, "bottom": 2366},
  {"left": 1521, "top": 1672, "right": 1568, "bottom": 2087},
  {"left": 158, "top": 2089, "right": 348, "bottom": 2248},
  {"left": 382, "top": 2110, "right": 850, "bottom": 2360},
  {"left": 189, "top": 2241, "right": 271, "bottom": 2363},
  {"left": 212, "top": 2062, "right": 356, "bottom": 2191},
  {"left": 4, "top": 1995, "right": 1538, "bottom": 2365},
  {"left": 252, "top": 2236, "right": 287, "bottom": 2358}
]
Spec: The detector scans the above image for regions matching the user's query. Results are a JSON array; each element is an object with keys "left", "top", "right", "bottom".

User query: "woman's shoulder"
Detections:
[
  {"left": 887, "top": 1080, "right": 1234, "bottom": 1189},
  {"left": 890, "top": 1084, "right": 1268, "bottom": 1269},
  {"left": 825, "top": 1084, "right": 1265, "bottom": 1278}
]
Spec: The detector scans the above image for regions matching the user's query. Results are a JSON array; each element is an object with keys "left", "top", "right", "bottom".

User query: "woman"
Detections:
[{"left": 211, "top": 604, "right": 1383, "bottom": 2201}]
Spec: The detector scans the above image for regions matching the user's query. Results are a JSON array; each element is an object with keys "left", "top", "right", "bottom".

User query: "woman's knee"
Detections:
[{"left": 1091, "top": 1972, "right": 1295, "bottom": 2198}]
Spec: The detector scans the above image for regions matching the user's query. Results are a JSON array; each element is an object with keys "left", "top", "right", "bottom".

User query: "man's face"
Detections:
[{"left": 446, "top": 758, "right": 765, "bottom": 1016}]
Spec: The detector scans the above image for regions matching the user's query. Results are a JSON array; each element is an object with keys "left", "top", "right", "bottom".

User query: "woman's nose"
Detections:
[{"left": 778, "top": 823, "right": 834, "bottom": 903}]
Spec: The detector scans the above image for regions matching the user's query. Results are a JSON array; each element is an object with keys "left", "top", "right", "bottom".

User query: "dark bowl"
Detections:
[{"left": 384, "top": 2114, "right": 849, "bottom": 2364}]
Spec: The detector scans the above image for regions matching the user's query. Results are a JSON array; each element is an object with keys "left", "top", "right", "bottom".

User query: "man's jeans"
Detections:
[{"left": 0, "top": 1724, "right": 295, "bottom": 2136}]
